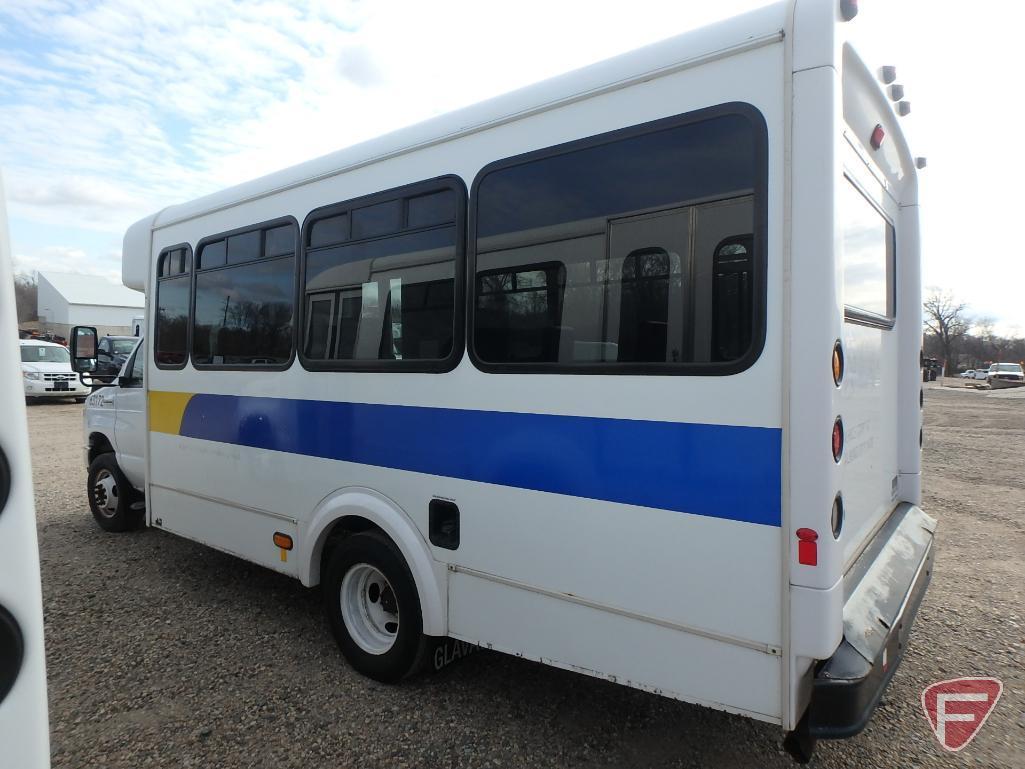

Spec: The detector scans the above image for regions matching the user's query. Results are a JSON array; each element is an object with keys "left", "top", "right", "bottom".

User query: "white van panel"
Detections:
[{"left": 449, "top": 571, "right": 781, "bottom": 722}]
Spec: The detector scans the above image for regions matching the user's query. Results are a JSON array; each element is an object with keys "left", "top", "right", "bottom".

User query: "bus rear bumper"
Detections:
[{"left": 806, "top": 503, "right": 937, "bottom": 739}]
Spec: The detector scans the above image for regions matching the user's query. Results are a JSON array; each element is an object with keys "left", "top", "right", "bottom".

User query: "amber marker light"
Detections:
[
  {"left": 832, "top": 341, "right": 844, "bottom": 386},
  {"left": 273, "top": 532, "right": 293, "bottom": 550}
]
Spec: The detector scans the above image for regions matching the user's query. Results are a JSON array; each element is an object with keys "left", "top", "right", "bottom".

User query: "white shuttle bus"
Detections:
[{"left": 73, "top": 1, "right": 935, "bottom": 760}]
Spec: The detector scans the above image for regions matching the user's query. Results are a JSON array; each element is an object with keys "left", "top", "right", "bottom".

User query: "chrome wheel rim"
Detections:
[
  {"left": 340, "top": 563, "right": 399, "bottom": 655},
  {"left": 92, "top": 469, "right": 119, "bottom": 517}
]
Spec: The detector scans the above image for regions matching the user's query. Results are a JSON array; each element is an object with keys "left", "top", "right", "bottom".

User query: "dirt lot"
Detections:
[{"left": 26, "top": 388, "right": 1024, "bottom": 768}]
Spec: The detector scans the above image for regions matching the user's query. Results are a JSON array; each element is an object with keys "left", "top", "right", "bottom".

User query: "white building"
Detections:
[{"left": 36, "top": 271, "right": 144, "bottom": 340}]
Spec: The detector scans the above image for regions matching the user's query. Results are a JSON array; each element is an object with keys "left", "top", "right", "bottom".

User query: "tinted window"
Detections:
[
  {"left": 227, "top": 230, "right": 262, "bottom": 264},
  {"left": 200, "top": 240, "right": 226, "bottom": 269},
  {"left": 302, "top": 181, "right": 461, "bottom": 366},
  {"left": 841, "top": 179, "right": 894, "bottom": 320},
  {"left": 159, "top": 248, "right": 189, "bottom": 276},
  {"left": 352, "top": 199, "right": 402, "bottom": 239},
  {"left": 309, "top": 214, "right": 348, "bottom": 248},
  {"left": 408, "top": 190, "right": 456, "bottom": 228},
  {"left": 155, "top": 272, "right": 190, "bottom": 367},
  {"left": 193, "top": 257, "right": 295, "bottom": 365},
  {"left": 473, "top": 111, "right": 762, "bottom": 371},
  {"left": 130, "top": 340, "right": 145, "bottom": 382}
]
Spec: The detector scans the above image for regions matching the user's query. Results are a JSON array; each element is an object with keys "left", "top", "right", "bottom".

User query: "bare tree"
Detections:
[
  {"left": 13, "top": 273, "right": 37, "bottom": 324},
  {"left": 923, "top": 288, "right": 970, "bottom": 372}
]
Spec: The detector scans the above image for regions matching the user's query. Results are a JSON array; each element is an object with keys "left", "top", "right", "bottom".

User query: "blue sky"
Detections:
[{"left": 1, "top": 0, "right": 1022, "bottom": 334}]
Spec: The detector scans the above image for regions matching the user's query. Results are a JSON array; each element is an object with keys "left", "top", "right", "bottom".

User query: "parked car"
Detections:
[
  {"left": 960, "top": 369, "right": 975, "bottom": 378},
  {"left": 95, "top": 335, "right": 141, "bottom": 379},
  {"left": 987, "top": 362, "right": 1025, "bottom": 389},
  {"left": 19, "top": 339, "right": 90, "bottom": 402}
]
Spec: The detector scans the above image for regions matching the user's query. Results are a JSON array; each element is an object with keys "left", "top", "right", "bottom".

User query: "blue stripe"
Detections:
[{"left": 178, "top": 394, "right": 781, "bottom": 526}]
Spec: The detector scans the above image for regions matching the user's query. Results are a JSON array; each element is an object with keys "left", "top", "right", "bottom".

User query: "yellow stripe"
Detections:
[{"left": 149, "top": 391, "right": 194, "bottom": 435}]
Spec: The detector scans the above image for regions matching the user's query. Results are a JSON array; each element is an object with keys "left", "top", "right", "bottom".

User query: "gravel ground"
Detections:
[{"left": 27, "top": 388, "right": 1024, "bottom": 768}]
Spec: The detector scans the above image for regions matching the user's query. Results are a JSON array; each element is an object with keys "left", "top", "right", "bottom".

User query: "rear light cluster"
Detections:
[{"left": 800, "top": 343, "right": 849, "bottom": 565}]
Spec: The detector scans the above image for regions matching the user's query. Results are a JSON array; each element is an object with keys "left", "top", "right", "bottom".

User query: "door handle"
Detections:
[{"left": 100, "top": 396, "right": 114, "bottom": 405}]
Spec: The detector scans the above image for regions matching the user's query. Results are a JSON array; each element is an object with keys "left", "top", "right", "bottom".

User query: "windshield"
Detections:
[
  {"left": 992, "top": 363, "right": 1023, "bottom": 373},
  {"left": 112, "top": 339, "right": 138, "bottom": 355},
  {"left": 21, "top": 345, "right": 70, "bottom": 363}
]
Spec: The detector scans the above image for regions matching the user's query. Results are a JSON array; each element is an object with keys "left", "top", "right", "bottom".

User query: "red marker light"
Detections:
[
  {"left": 832, "top": 417, "right": 844, "bottom": 462},
  {"left": 870, "top": 124, "right": 885, "bottom": 150},
  {"left": 797, "top": 528, "right": 819, "bottom": 566}
]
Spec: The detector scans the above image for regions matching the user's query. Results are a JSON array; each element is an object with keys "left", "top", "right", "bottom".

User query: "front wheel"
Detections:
[
  {"left": 87, "top": 454, "right": 142, "bottom": 532},
  {"left": 323, "top": 532, "right": 427, "bottom": 682}
]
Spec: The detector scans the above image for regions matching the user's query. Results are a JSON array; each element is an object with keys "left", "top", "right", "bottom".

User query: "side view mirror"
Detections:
[{"left": 70, "top": 326, "right": 98, "bottom": 375}]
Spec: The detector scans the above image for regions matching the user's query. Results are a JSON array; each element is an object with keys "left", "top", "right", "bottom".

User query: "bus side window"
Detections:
[
  {"left": 711, "top": 236, "right": 753, "bottom": 362},
  {"left": 301, "top": 180, "right": 463, "bottom": 368},
  {"left": 471, "top": 110, "right": 762, "bottom": 372},
  {"left": 192, "top": 220, "right": 297, "bottom": 368},
  {"left": 154, "top": 245, "right": 192, "bottom": 368}
]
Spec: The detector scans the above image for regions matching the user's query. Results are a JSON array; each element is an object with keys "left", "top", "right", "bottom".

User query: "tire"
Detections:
[
  {"left": 87, "top": 454, "right": 143, "bottom": 532},
  {"left": 323, "top": 532, "right": 427, "bottom": 683}
]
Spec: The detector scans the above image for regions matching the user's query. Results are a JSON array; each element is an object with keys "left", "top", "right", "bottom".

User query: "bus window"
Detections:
[
  {"left": 192, "top": 219, "right": 297, "bottom": 367},
  {"left": 841, "top": 177, "right": 894, "bottom": 323},
  {"left": 301, "top": 178, "right": 463, "bottom": 369},
  {"left": 472, "top": 110, "right": 762, "bottom": 372},
  {"left": 154, "top": 245, "right": 191, "bottom": 368}
]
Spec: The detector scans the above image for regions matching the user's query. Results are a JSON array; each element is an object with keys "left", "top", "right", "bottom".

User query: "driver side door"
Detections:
[{"left": 114, "top": 340, "right": 146, "bottom": 491}]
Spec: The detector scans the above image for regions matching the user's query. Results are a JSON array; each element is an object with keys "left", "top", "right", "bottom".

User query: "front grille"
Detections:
[{"left": 43, "top": 373, "right": 77, "bottom": 381}]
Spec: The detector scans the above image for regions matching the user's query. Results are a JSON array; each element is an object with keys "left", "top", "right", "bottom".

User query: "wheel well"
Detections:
[
  {"left": 318, "top": 515, "right": 386, "bottom": 582},
  {"left": 88, "top": 433, "right": 114, "bottom": 466}
]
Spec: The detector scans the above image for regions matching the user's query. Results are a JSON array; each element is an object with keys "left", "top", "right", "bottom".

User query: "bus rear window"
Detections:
[{"left": 841, "top": 179, "right": 894, "bottom": 322}]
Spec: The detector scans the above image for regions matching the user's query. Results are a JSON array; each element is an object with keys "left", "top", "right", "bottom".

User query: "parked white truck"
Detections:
[{"left": 80, "top": 337, "right": 146, "bottom": 532}]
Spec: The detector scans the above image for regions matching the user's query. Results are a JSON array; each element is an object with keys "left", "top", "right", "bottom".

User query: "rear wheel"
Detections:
[
  {"left": 87, "top": 454, "right": 142, "bottom": 532},
  {"left": 323, "top": 532, "right": 427, "bottom": 682}
]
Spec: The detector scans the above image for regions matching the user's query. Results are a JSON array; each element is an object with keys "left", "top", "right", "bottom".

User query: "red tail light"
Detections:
[{"left": 797, "top": 528, "right": 819, "bottom": 566}]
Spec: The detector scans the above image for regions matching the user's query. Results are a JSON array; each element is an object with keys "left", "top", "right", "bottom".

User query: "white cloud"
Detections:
[{"left": 13, "top": 245, "right": 121, "bottom": 284}]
